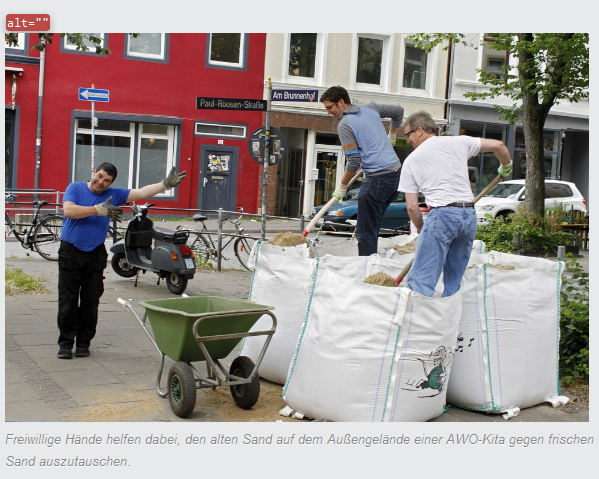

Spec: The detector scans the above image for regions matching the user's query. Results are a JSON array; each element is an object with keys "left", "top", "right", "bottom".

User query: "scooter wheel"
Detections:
[
  {"left": 166, "top": 273, "right": 188, "bottom": 295},
  {"left": 111, "top": 253, "right": 139, "bottom": 278}
]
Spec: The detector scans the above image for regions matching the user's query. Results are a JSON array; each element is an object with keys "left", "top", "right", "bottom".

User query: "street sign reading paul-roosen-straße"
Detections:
[{"left": 196, "top": 97, "right": 267, "bottom": 111}]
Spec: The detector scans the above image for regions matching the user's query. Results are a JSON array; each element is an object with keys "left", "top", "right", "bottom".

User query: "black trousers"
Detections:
[{"left": 57, "top": 241, "right": 107, "bottom": 349}]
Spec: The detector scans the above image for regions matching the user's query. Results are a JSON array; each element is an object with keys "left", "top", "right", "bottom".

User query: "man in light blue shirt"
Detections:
[{"left": 320, "top": 86, "right": 404, "bottom": 256}]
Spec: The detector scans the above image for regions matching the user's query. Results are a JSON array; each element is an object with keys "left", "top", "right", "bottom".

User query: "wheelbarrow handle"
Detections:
[
  {"left": 395, "top": 174, "right": 504, "bottom": 285},
  {"left": 301, "top": 170, "right": 363, "bottom": 237}
]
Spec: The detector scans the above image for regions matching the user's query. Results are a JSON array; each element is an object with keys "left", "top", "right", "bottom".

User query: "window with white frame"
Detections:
[
  {"left": 355, "top": 35, "right": 384, "bottom": 85},
  {"left": 207, "top": 33, "right": 246, "bottom": 69},
  {"left": 288, "top": 33, "right": 317, "bottom": 78},
  {"left": 195, "top": 122, "right": 247, "bottom": 139},
  {"left": 125, "top": 33, "right": 167, "bottom": 62},
  {"left": 481, "top": 41, "right": 509, "bottom": 80},
  {"left": 73, "top": 118, "right": 177, "bottom": 196},
  {"left": 63, "top": 33, "right": 106, "bottom": 53},
  {"left": 5, "top": 33, "right": 26, "bottom": 54},
  {"left": 403, "top": 44, "right": 427, "bottom": 90},
  {"left": 350, "top": 34, "right": 391, "bottom": 91}
]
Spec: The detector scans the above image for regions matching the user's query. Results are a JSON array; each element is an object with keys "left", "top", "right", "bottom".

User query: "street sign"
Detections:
[
  {"left": 196, "top": 97, "right": 267, "bottom": 111},
  {"left": 271, "top": 89, "right": 318, "bottom": 102},
  {"left": 248, "top": 126, "right": 288, "bottom": 166},
  {"left": 78, "top": 87, "right": 109, "bottom": 102}
]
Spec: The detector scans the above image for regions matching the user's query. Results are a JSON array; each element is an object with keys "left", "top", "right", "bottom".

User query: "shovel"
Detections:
[
  {"left": 301, "top": 170, "right": 364, "bottom": 237},
  {"left": 395, "top": 174, "right": 503, "bottom": 285}
]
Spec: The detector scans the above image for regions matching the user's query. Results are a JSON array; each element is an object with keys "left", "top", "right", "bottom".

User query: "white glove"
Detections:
[
  {"left": 331, "top": 184, "right": 348, "bottom": 202},
  {"left": 388, "top": 130, "right": 398, "bottom": 147}
]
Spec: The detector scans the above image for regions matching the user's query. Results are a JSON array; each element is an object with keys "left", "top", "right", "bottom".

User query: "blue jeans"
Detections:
[
  {"left": 356, "top": 171, "right": 400, "bottom": 256},
  {"left": 407, "top": 206, "right": 477, "bottom": 297}
]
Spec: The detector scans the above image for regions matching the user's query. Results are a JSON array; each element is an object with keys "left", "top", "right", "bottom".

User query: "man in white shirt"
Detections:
[{"left": 398, "top": 111, "right": 513, "bottom": 297}]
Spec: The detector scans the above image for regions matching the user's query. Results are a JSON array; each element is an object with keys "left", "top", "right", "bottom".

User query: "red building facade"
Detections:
[{"left": 5, "top": 33, "right": 267, "bottom": 215}]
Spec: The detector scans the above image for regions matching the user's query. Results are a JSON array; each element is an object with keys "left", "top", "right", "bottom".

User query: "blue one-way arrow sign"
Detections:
[{"left": 78, "top": 87, "right": 110, "bottom": 102}]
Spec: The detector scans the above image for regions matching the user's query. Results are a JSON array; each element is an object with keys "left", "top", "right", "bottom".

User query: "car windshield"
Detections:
[{"left": 485, "top": 183, "right": 523, "bottom": 199}]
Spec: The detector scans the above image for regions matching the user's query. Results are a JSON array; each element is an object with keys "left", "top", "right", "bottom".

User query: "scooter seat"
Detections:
[
  {"left": 153, "top": 226, "right": 189, "bottom": 244},
  {"left": 193, "top": 213, "right": 208, "bottom": 222}
]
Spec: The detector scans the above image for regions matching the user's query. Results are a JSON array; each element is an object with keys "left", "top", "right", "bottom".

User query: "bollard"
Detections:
[{"left": 557, "top": 245, "right": 565, "bottom": 260}]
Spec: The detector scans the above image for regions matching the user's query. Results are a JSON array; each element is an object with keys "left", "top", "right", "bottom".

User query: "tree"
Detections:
[
  {"left": 410, "top": 33, "right": 589, "bottom": 217},
  {"left": 5, "top": 33, "right": 139, "bottom": 55}
]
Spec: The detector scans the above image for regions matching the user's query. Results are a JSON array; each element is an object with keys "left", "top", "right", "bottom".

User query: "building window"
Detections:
[
  {"left": 207, "top": 33, "right": 248, "bottom": 70},
  {"left": 73, "top": 118, "right": 178, "bottom": 196},
  {"left": 485, "top": 57, "right": 506, "bottom": 77},
  {"left": 356, "top": 36, "right": 383, "bottom": 85},
  {"left": 461, "top": 121, "right": 508, "bottom": 194},
  {"left": 513, "top": 128, "right": 560, "bottom": 179},
  {"left": 124, "top": 33, "right": 168, "bottom": 63},
  {"left": 195, "top": 122, "right": 247, "bottom": 139},
  {"left": 61, "top": 34, "right": 108, "bottom": 55},
  {"left": 288, "top": 33, "right": 317, "bottom": 78},
  {"left": 481, "top": 39, "right": 509, "bottom": 80},
  {"left": 5, "top": 33, "right": 27, "bottom": 55},
  {"left": 403, "top": 44, "right": 427, "bottom": 90}
]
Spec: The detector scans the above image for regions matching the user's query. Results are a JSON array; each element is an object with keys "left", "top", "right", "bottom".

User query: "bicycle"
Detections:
[
  {"left": 177, "top": 208, "right": 257, "bottom": 271},
  {"left": 4, "top": 193, "right": 63, "bottom": 261}
]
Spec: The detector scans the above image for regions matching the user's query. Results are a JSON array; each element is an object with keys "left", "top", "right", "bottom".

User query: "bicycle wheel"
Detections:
[
  {"left": 189, "top": 233, "right": 216, "bottom": 267},
  {"left": 234, "top": 235, "right": 256, "bottom": 271},
  {"left": 33, "top": 215, "right": 63, "bottom": 261}
]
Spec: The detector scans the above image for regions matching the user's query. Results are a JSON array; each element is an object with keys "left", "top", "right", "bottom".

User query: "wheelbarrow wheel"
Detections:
[
  {"left": 229, "top": 356, "right": 260, "bottom": 410},
  {"left": 166, "top": 273, "right": 188, "bottom": 295},
  {"left": 167, "top": 362, "right": 196, "bottom": 418}
]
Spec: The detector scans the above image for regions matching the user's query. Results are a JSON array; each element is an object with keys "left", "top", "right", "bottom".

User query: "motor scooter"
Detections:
[{"left": 110, "top": 203, "right": 195, "bottom": 295}]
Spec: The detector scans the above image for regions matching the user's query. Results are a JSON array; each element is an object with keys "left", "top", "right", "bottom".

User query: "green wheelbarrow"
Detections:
[{"left": 118, "top": 296, "right": 276, "bottom": 418}]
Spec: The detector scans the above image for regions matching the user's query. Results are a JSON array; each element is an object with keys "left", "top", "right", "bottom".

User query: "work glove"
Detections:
[
  {"left": 331, "top": 184, "right": 348, "bottom": 202},
  {"left": 388, "top": 130, "right": 398, "bottom": 147},
  {"left": 497, "top": 161, "right": 513, "bottom": 178},
  {"left": 95, "top": 196, "right": 123, "bottom": 218},
  {"left": 163, "top": 167, "right": 187, "bottom": 189}
]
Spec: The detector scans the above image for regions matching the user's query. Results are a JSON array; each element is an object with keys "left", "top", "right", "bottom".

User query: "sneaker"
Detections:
[
  {"left": 57, "top": 349, "right": 72, "bottom": 359},
  {"left": 75, "top": 347, "right": 90, "bottom": 357}
]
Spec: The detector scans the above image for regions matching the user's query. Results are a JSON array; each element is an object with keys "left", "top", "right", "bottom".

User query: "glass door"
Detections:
[{"left": 313, "top": 149, "right": 340, "bottom": 209}]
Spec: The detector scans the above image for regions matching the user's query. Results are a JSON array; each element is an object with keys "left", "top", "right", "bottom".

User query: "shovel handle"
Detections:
[
  {"left": 301, "top": 170, "right": 363, "bottom": 237},
  {"left": 395, "top": 174, "right": 504, "bottom": 284}
]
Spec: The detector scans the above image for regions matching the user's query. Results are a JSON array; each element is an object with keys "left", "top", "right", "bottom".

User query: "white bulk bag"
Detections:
[
  {"left": 241, "top": 242, "right": 413, "bottom": 385},
  {"left": 239, "top": 245, "right": 315, "bottom": 384},
  {"left": 447, "top": 251, "right": 567, "bottom": 415},
  {"left": 282, "top": 255, "right": 463, "bottom": 422}
]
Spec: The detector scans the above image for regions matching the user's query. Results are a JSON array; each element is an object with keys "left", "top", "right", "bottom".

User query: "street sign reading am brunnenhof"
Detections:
[
  {"left": 78, "top": 87, "right": 109, "bottom": 102},
  {"left": 271, "top": 89, "right": 318, "bottom": 102},
  {"left": 196, "top": 97, "right": 267, "bottom": 111}
]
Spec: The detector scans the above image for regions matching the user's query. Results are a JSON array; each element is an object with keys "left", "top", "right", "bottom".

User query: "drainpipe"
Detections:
[
  {"left": 444, "top": 39, "right": 454, "bottom": 133},
  {"left": 34, "top": 39, "right": 46, "bottom": 191}
]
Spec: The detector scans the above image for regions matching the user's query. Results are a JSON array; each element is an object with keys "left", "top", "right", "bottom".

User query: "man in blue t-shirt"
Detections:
[{"left": 57, "top": 162, "right": 186, "bottom": 359}]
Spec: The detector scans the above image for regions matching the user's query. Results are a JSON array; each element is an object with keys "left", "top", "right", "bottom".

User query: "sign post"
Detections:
[
  {"left": 78, "top": 86, "right": 109, "bottom": 174},
  {"left": 261, "top": 78, "right": 273, "bottom": 241}
]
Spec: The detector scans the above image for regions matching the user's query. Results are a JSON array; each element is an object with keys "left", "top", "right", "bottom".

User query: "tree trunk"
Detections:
[
  {"left": 521, "top": 96, "right": 546, "bottom": 217},
  {"left": 518, "top": 34, "right": 549, "bottom": 218}
]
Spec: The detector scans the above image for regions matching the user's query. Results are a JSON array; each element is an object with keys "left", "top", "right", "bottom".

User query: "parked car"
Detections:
[
  {"left": 475, "top": 179, "right": 587, "bottom": 225},
  {"left": 311, "top": 189, "right": 427, "bottom": 234}
]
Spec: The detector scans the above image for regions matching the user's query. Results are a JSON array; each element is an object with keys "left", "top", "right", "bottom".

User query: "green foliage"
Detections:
[
  {"left": 409, "top": 33, "right": 589, "bottom": 125},
  {"left": 408, "top": 33, "right": 589, "bottom": 218},
  {"left": 559, "top": 255, "right": 589, "bottom": 383},
  {"left": 474, "top": 205, "right": 572, "bottom": 254}
]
